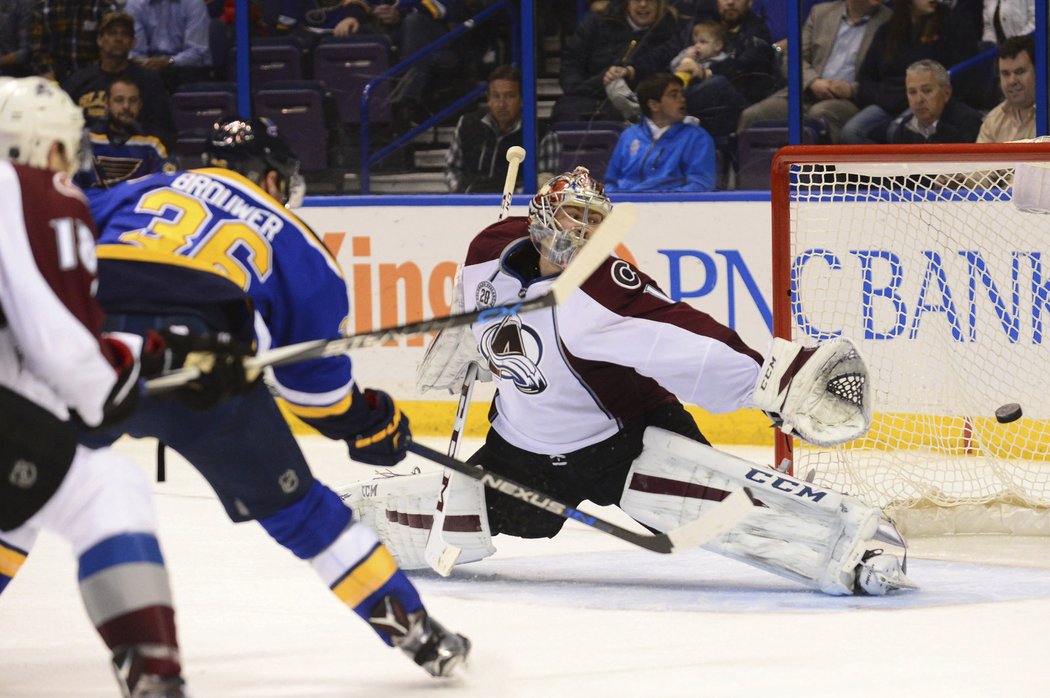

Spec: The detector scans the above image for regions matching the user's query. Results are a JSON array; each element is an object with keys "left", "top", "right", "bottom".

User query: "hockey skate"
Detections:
[
  {"left": 855, "top": 549, "right": 919, "bottom": 595},
  {"left": 112, "top": 647, "right": 188, "bottom": 698},
  {"left": 370, "top": 596, "right": 471, "bottom": 677}
]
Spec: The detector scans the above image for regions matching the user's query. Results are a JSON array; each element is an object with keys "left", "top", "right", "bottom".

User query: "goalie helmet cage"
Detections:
[{"left": 771, "top": 143, "right": 1050, "bottom": 537}]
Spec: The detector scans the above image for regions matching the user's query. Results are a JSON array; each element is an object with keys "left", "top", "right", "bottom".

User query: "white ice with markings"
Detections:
[{"left": 2, "top": 437, "right": 1049, "bottom": 697}]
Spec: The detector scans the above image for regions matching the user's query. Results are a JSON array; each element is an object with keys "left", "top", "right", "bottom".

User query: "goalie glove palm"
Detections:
[{"left": 752, "top": 337, "right": 872, "bottom": 447}]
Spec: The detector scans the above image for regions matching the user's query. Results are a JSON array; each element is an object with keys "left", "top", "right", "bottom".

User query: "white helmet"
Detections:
[
  {"left": 0, "top": 77, "right": 85, "bottom": 175},
  {"left": 528, "top": 166, "right": 613, "bottom": 268}
]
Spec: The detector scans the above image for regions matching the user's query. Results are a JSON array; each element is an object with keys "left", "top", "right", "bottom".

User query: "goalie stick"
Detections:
[
  {"left": 407, "top": 440, "right": 756, "bottom": 555},
  {"left": 144, "top": 202, "right": 638, "bottom": 394},
  {"left": 446, "top": 146, "right": 523, "bottom": 460},
  {"left": 427, "top": 146, "right": 526, "bottom": 574}
]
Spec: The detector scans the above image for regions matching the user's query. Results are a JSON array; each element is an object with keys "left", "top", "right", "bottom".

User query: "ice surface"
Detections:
[{"left": 2, "top": 437, "right": 1049, "bottom": 697}]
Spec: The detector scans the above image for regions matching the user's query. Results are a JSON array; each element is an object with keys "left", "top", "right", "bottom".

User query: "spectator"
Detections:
[
  {"left": 381, "top": 1, "right": 468, "bottom": 134},
  {"left": 30, "top": 0, "right": 117, "bottom": 82},
  {"left": 444, "top": 65, "right": 524, "bottom": 194},
  {"left": 977, "top": 34, "right": 1036, "bottom": 142},
  {"left": 604, "top": 72, "right": 716, "bottom": 192},
  {"left": 887, "top": 59, "right": 983, "bottom": 143},
  {"left": 670, "top": 19, "right": 749, "bottom": 136},
  {"left": 672, "top": 20, "right": 729, "bottom": 82},
  {"left": 842, "top": 0, "right": 979, "bottom": 144},
  {"left": 738, "top": 0, "right": 891, "bottom": 144},
  {"left": 126, "top": 0, "right": 212, "bottom": 89},
  {"left": 683, "top": 0, "right": 821, "bottom": 50},
  {"left": 276, "top": 0, "right": 389, "bottom": 41},
  {"left": 76, "top": 75, "right": 175, "bottom": 188},
  {"left": 0, "top": 0, "right": 34, "bottom": 76},
  {"left": 551, "top": 0, "right": 682, "bottom": 124},
  {"left": 686, "top": 0, "right": 780, "bottom": 105},
  {"left": 62, "top": 11, "right": 176, "bottom": 149},
  {"left": 981, "top": 0, "right": 1034, "bottom": 45},
  {"left": 753, "top": 0, "right": 821, "bottom": 49}
]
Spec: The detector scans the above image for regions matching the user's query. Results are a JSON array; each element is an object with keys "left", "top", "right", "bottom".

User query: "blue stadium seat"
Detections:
[
  {"left": 171, "top": 87, "right": 236, "bottom": 135},
  {"left": 551, "top": 127, "right": 624, "bottom": 180},
  {"left": 735, "top": 119, "right": 826, "bottom": 190},
  {"left": 254, "top": 81, "right": 329, "bottom": 172},
  {"left": 228, "top": 37, "right": 305, "bottom": 84},
  {"left": 312, "top": 37, "right": 393, "bottom": 125}
]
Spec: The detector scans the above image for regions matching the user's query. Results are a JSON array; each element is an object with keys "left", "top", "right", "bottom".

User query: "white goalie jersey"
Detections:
[{"left": 461, "top": 216, "right": 765, "bottom": 454}]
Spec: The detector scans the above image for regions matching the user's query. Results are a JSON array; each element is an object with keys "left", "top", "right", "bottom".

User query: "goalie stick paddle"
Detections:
[
  {"left": 407, "top": 440, "right": 756, "bottom": 555},
  {"left": 145, "top": 203, "right": 638, "bottom": 394}
]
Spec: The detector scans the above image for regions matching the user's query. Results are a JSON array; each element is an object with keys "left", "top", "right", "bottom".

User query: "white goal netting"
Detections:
[{"left": 773, "top": 144, "right": 1050, "bottom": 536}]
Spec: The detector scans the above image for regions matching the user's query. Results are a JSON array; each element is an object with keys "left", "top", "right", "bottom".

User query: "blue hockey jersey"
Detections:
[
  {"left": 76, "top": 131, "right": 175, "bottom": 189},
  {"left": 89, "top": 168, "right": 355, "bottom": 422}
]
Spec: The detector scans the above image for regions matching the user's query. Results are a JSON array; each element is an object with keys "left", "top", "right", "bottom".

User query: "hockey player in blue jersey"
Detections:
[{"left": 80, "top": 117, "right": 470, "bottom": 678}]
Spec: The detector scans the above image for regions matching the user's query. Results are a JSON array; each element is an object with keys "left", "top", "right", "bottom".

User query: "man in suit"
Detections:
[
  {"left": 736, "top": 0, "right": 891, "bottom": 143},
  {"left": 886, "top": 59, "right": 983, "bottom": 144}
]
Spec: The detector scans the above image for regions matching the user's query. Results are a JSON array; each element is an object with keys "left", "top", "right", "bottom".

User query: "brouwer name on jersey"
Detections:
[{"left": 168, "top": 172, "right": 285, "bottom": 240}]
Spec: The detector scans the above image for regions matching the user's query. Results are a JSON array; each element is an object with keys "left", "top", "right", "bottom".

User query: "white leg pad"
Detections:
[
  {"left": 620, "top": 428, "right": 893, "bottom": 595},
  {"left": 339, "top": 468, "right": 495, "bottom": 571}
]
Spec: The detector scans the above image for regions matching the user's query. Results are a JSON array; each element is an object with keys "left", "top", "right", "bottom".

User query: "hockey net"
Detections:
[{"left": 772, "top": 143, "right": 1050, "bottom": 536}]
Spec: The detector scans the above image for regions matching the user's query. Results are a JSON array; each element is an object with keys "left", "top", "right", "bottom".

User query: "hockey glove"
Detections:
[
  {"left": 751, "top": 337, "right": 872, "bottom": 446},
  {"left": 96, "top": 333, "right": 144, "bottom": 428},
  {"left": 145, "top": 326, "right": 260, "bottom": 410},
  {"left": 346, "top": 388, "right": 411, "bottom": 466}
]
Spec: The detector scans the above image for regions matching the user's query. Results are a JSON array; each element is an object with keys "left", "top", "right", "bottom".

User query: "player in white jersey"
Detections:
[
  {"left": 352, "top": 167, "right": 916, "bottom": 597},
  {"left": 0, "top": 76, "right": 215, "bottom": 698}
]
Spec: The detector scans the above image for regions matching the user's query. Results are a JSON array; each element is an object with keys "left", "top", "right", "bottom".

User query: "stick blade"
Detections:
[
  {"left": 664, "top": 488, "right": 754, "bottom": 552},
  {"left": 426, "top": 542, "right": 462, "bottom": 577},
  {"left": 551, "top": 202, "right": 637, "bottom": 304}
]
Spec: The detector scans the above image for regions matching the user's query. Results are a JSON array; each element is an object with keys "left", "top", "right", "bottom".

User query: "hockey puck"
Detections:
[{"left": 995, "top": 403, "right": 1023, "bottom": 424}]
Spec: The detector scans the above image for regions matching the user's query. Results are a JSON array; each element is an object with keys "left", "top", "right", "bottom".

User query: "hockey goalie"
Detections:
[{"left": 345, "top": 167, "right": 916, "bottom": 596}]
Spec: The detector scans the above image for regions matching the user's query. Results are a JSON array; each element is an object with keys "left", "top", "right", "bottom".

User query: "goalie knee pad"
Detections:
[
  {"left": 340, "top": 469, "right": 495, "bottom": 571},
  {"left": 620, "top": 428, "right": 911, "bottom": 595}
]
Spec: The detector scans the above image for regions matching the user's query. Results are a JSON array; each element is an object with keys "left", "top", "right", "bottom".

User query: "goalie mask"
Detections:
[
  {"left": 528, "top": 166, "right": 613, "bottom": 269},
  {"left": 0, "top": 77, "right": 87, "bottom": 176},
  {"left": 204, "top": 117, "right": 306, "bottom": 208}
]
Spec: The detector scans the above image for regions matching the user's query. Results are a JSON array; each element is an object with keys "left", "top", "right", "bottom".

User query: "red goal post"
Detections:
[{"left": 771, "top": 143, "right": 1050, "bottom": 536}]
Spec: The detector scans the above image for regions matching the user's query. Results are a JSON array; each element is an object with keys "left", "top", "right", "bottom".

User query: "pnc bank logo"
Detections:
[{"left": 793, "top": 249, "right": 1050, "bottom": 344}]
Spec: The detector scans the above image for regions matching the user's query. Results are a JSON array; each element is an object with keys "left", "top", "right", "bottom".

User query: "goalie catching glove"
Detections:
[{"left": 751, "top": 337, "right": 872, "bottom": 447}]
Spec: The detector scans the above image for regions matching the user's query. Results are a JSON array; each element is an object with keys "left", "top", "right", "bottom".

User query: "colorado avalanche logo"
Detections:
[
  {"left": 476, "top": 281, "right": 497, "bottom": 308},
  {"left": 480, "top": 315, "right": 547, "bottom": 394}
]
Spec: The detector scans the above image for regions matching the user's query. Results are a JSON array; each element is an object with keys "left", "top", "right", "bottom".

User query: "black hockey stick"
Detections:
[
  {"left": 407, "top": 440, "right": 756, "bottom": 556},
  {"left": 144, "top": 202, "right": 637, "bottom": 394}
]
